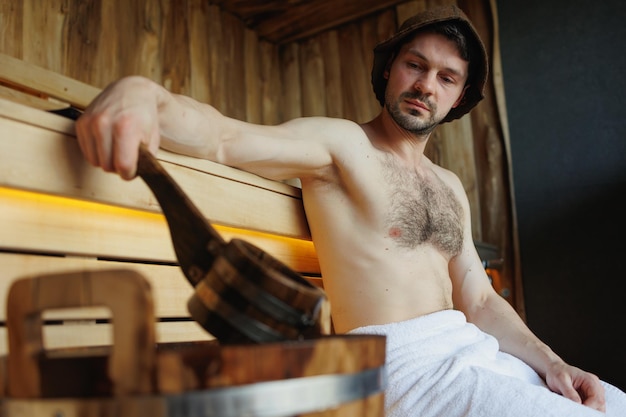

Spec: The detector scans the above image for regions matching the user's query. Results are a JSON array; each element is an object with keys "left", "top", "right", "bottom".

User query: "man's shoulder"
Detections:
[
  {"left": 429, "top": 162, "right": 466, "bottom": 194},
  {"left": 285, "top": 116, "right": 364, "bottom": 136}
]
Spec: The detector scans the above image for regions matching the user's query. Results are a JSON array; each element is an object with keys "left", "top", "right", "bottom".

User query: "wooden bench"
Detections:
[{"left": 0, "top": 53, "right": 323, "bottom": 354}]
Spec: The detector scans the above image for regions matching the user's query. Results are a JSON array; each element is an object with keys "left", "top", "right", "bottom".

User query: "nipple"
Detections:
[{"left": 388, "top": 227, "right": 402, "bottom": 238}]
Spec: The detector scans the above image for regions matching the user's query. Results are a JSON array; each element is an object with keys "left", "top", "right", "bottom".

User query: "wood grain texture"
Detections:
[
  {"left": 300, "top": 38, "right": 326, "bottom": 117},
  {"left": 0, "top": 0, "right": 521, "bottom": 312},
  {"left": 0, "top": 101, "right": 311, "bottom": 240},
  {"left": 7, "top": 269, "right": 157, "bottom": 397},
  {"left": 215, "top": 0, "right": 408, "bottom": 44},
  {"left": 0, "top": 187, "right": 320, "bottom": 273},
  {"left": 457, "top": 0, "right": 518, "bottom": 306},
  {"left": 279, "top": 43, "right": 302, "bottom": 120}
]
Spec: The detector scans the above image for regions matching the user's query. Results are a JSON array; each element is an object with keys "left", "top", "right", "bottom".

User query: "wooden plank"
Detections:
[
  {"left": 63, "top": 0, "right": 105, "bottom": 88},
  {"left": 188, "top": 0, "right": 213, "bottom": 104},
  {"left": 0, "top": 98, "right": 300, "bottom": 197},
  {"left": 244, "top": 28, "right": 263, "bottom": 124},
  {"left": 359, "top": 11, "right": 386, "bottom": 121},
  {"left": 0, "top": 100, "right": 310, "bottom": 238},
  {"left": 0, "top": 1, "right": 23, "bottom": 59},
  {"left": 161, "top": 0, "right": 191, "bottom": 95},
  {"left": 208, "top": 6, "right": 227, "bottom": 113},
  {"left": 222, "top": 11, "right": 247, "bottom": 120},
  {"left": 319, "top": 30, "right": 344, "bottom": 118},
  {"left": 21, "top": 0, "right": 65, "bottom": 74},
  {"left": 0, "top": 53, "right": 100, "bottom": 109},
  {"left": 0, "top": 253, "right": 193, "bottom": 321},
  {"left": 338, "top": 23, "right": 373, "bottom": 123},
  {"left": 300, "top": 38, "right": 326, "bottom": 117},
  {"left": 0, "top": 187, "right": 320, "bottom": 274},
  {"left": 113, "top": 0, "right": 162, "bottom": 81},
  {"left": 0, "top": 254, "right": 322, "bottom": 322},
  {"left": 279, "top": 43, "right": 302, "bottom": 120},
  {"left": 0, "top": 84, "right": 65, "bottom": 111},
  {"left": 259, "top": 41, "right": 282, "bottom": 125},
  {"left": 0, "top": 322, "right": 213, "bottom": 356}
]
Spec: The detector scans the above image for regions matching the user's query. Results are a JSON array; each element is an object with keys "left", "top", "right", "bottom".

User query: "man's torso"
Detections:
[{"left": 300, "top": 130, "right": 466, "bottom": 333}]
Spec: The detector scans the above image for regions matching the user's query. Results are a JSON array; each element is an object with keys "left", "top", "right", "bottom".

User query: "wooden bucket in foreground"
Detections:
[{"left": 0, "top": 269, "right": 386, "bottom": 417}]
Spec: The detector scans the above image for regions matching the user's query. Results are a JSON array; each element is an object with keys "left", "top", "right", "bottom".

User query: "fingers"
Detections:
[
  {"left": 577, "top": 374, "right": 606, "bottom": 412},
  {"left": 75, "top": 86, "right": 159, "bottom": 180},
  {"left": 111, "top": 114, "right": 145, "bottom": 180},
  {"left": 547, "top": 366, "right": 606, "bottom": 413},
  {"left": 556, "top": 379, "right": 583, "bottom": 405}
]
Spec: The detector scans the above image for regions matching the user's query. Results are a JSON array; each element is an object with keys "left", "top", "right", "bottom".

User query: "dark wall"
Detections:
[{"left": 497, "top": 0, "right": 626, "bottom": 390}]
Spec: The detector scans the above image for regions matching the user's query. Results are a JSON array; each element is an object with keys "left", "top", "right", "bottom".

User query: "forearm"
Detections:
[{"left": 468, "top": 293, "right": 563, "bottom": 379}]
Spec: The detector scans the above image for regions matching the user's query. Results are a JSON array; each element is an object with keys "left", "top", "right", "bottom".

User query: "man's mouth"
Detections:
[{"left": 406, "top": 99, "right": 430, "bottom": 112}]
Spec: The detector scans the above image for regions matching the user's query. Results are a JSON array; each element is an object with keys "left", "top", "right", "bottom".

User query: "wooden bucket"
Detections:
[{"left": 0, "top": 270, "right": 386, "bottom": 417}]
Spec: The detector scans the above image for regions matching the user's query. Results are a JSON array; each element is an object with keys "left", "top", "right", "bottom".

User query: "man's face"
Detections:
[{"left": 384, "top": 31, "right": 469, "bottom": 135}]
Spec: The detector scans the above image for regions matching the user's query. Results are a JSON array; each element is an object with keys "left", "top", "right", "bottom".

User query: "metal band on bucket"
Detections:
[{"left": 0, "top": 366, "right": 387, "bottom": 417}]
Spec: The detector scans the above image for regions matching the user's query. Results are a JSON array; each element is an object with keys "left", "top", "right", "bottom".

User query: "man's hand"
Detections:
[
  {"left": 75, "top": 76, "right": 163, "bottom": 180},
  {"left": 545, "top": 361, "right": 606, "bottom": 412}
]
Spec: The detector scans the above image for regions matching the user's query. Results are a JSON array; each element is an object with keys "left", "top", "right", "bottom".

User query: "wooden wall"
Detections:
[{"left": 0, "top": 0, "right": 521, "bottom": 312}]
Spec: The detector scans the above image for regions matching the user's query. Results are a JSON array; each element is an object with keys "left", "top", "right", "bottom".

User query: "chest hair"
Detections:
[{"left": 383, "top": 157, "right": 464, "bottom": 256}]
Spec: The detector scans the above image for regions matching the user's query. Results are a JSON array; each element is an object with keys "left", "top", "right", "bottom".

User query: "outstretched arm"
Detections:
[
  {"left": 447, "top": 175, "right": 606, "bottom": 412},
  {"left": 75, "top": 76, "right": 344, "bottom": 181}
]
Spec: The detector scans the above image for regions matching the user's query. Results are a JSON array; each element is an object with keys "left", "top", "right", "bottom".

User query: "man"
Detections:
[{"left": 76, "top": 5, "right": 625, "bottom": 416}]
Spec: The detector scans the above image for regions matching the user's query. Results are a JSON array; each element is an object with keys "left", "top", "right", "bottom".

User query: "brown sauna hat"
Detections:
[{"left": 371, "top": 5, "right": 489, "bottom": 123}]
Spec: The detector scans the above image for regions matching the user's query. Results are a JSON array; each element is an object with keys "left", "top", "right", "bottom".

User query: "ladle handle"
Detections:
[{"left": 136, "top": 145, "right": 225, "bottom": 286}]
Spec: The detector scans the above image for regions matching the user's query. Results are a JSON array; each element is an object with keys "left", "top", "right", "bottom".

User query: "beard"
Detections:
[{"left": 385, "top": 91, "right": 442, "bottom": 135}]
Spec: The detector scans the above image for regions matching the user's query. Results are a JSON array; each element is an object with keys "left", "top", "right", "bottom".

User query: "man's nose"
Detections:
[{"left": 413, "top": 72, "right": 436, "bottom": 95}]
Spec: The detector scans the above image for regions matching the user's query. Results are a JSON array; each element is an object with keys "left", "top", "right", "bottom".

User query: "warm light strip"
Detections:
[{"left": 0, "top": 186, "right": 319, "bottom": 273}]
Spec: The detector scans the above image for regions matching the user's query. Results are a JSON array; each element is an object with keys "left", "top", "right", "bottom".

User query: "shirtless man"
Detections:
[{"left": 75, "top": 5, "right": 625, "bottom": 417}]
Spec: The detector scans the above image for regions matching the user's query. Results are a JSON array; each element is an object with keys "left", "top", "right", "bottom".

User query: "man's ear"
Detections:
[
  {"left": 383, "top": 53, "right": 396, "bottom": 80},
  {"left": 452, "top": 85, "right": 470, "bottom": 108}
]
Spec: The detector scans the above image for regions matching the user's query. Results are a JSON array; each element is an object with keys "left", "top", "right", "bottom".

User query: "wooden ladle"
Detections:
[
  {"left": 136, "top": 145, "right": 225, "bottom": 286},
  {"left": 135, "top": 146, "right": 328, "bottom": 343}
]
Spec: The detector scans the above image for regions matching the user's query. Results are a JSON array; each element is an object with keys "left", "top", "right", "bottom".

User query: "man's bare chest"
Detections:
[{"left": 382, "top": 160, "right": 464, "bottom": 256}]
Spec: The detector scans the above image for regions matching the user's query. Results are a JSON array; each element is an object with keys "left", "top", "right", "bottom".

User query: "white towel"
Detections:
[{"left": 348, "top": 310, "right": 626, "bottom": 417}]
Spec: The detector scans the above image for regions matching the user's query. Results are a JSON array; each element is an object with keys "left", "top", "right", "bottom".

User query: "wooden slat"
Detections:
[
  {"left": 0, "top": 2, "right": 22, "bottom": 58},
  {"left": 0, "top": 84, "right": 64, "bottom": 111},
  {"left": 338, "top": 23, "right": 376, "bottom": 123},
  {"left": 0, "top": 187, "right": 320, "bottom": 274},
  {"left": 0, "top": 253, "right": 193, "bottom": 321},
  {"left": 22, "top": 0, "right": 65, "bottom": 74},
  {"left": 319, "top": 30, "right": 344, "bottom": 118},
  {"left": 0, "top": 53, "right": 100, "bottom": 109},
  {"left": 161, "top": 1, "right": 191, "bottom": 95},
  {"left": 300, "top": 38, "right": 326, "bottom": 117},
  {"left": 259, "top": 41, "right": 282, "bottom": 125},
  {"left": 0, "top": 99, "right": 310, "bottom": 239},
  {"left": 188, "top": 0, "right": 213, "bottom": 104},
  {"left": 244, "top": 28, "right": 263, "bottom": 123},
  {"left": 280, "top": 43, "right": 302, "bottom": 120},
  {"left": 0, "top": 252, "right": 323, "bottom": 322},
  {"left": 0, "top": 322, "right": 213, "bottom": 356}
]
